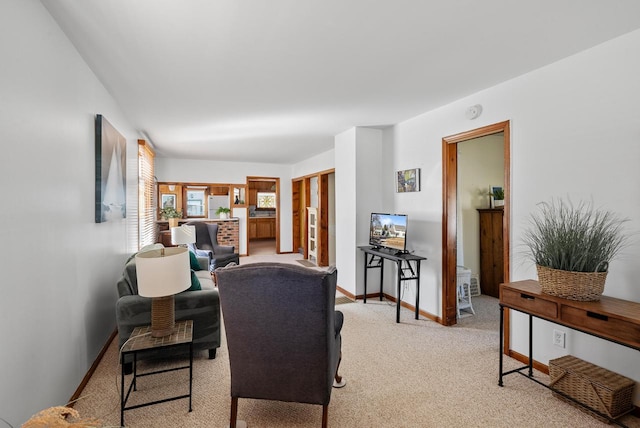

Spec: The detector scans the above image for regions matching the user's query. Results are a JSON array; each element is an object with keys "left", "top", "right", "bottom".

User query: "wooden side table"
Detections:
[
  {"left": 498, "top": 281, "right": 640, "bottom": 427},
  {"left": 120, "top": 320, "right": 194, "bottom": 426}
]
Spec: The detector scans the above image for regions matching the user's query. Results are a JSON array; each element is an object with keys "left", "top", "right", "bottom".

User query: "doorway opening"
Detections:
[
  {"left": 247, "top": 177, "right": 280, "bottom": 256},
  {"left": 442, "top": 121, "right": 511, "bottom": 326},
  {"left": 291, "top": 169, "right": 335, "bottom": 266}
]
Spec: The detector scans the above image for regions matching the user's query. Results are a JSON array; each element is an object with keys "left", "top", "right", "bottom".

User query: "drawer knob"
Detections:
[{"left": 587, "top": 311, "right": 608, "bottom": 321}]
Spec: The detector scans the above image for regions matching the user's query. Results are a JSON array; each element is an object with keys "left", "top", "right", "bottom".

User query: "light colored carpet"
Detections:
[
  {"left": 72, "top": 254, "right": 638, "bottom": 427},
  {"left": 296, "top": 259, "right": 316, "bottom": 268}
]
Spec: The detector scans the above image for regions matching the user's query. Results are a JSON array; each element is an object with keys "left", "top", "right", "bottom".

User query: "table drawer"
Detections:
[
  {"left": 502, "top": 288, "right": 558, "bottom": 319},
  {"left": 560, "top": 306, "right": 640, "bottom": 347}
]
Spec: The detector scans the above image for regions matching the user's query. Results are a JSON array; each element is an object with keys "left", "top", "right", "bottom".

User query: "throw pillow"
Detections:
[
  {"left": 185, "top": 269, "right": 201, "bottom": 291},
  {"left": 188, "top": 250, "right": 202, "bottom": 271}
]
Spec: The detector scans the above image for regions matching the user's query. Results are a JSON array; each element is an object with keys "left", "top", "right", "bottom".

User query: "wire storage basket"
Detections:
[{"left": 536, "top": 265, "right": 607, "bottom": 301}]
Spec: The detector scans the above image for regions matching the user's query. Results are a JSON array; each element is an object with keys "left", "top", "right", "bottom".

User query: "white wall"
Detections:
[
  {"left": 291, "top": 148, "right": 335, "bottom": 178},
  {"left": 0, "top": 1, "right": 137, "bottom": 424},
  {"left": 155, "top": 157, "right": 294, "bottom": 252},
  {"left": 389, "top": 29, "right": 640, "bottom": 402},
  {"left": 334, "top": 127, "right": 386, "bottom": 296},
  {"left": 334, "top": 129, "right": 358, "bottom": 294}
]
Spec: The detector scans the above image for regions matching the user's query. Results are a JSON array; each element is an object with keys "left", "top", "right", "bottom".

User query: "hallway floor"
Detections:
[{"left": 248, "top": 238, "right": 277, "bottom": 255}]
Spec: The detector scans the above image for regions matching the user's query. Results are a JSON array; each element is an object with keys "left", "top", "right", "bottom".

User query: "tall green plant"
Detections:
[{"left": 522, "top": 199, "right": 629, "bottom": 272}]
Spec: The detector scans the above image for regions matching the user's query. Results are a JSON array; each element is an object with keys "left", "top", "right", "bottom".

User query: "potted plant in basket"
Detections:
[
  {"left": 216, "top": 206, "right": 231, "bottom": 219},
  {"left": 522, "top": 198, "right": 629, "bottom": 301},
  {"left": 160, "top": 206, "right": 182, "bottom": 228}
]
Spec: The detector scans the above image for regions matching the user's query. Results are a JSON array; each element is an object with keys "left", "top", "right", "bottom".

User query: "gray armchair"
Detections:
[
  {"left": 215, "top": 262, "right": 344, "bottom": 428},
  {"left": 186, "top": 222, "right": 240, "bottom": 272}
]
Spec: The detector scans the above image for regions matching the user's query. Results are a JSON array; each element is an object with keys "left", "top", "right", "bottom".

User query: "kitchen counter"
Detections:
[
  {"left": 157, "top": 218, "right": 240, "bottom": 251},
  {"left": 156, "top": 217, "right": 237, "bottom": 224}
]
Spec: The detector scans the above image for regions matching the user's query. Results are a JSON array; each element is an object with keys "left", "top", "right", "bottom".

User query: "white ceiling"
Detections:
[{"left": 42, "top": 0, "right": 640, "bottom": 164}]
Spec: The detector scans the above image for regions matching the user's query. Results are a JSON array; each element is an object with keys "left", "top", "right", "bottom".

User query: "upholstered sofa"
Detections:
[{"left": 115, "top": 245, "right": 221, "bottom": 367}]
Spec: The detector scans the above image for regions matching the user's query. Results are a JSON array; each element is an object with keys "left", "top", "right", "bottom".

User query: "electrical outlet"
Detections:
[{"left": 553, "top": 329, "right": 566, "bottom": 348}]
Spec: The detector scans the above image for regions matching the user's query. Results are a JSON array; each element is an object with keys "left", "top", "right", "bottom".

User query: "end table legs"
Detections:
[
  {"left": 189, "top": 343, "right": 193, "bottom": 412},
  {"left": 121, "top": 353, "right": 125, "bottom": 427},
  {"left": 498, "top": 304, "right": 504, "bottom": 387}
]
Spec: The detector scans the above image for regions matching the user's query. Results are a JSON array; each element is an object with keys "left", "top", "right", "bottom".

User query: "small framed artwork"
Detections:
[
  {"left": 161, "top": 193, "right": 176, "bottom": 209},
  {"left": 489, "top": 185, "right": 504, "bottom": 208},
  {"left": 396, "top": 168, "right": 421, "bottom": 192}
]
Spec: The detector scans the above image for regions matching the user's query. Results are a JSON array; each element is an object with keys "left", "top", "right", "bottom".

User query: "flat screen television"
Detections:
[{"left": 369, "top": 213, "right": 408, "bottom": 253}]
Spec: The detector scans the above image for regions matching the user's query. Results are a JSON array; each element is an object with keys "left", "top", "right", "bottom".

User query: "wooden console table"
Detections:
[{"left": 499, "top": 280, "right": 640, "bottom": 426}]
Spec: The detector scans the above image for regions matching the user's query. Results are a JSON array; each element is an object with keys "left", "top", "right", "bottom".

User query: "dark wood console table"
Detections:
[
  {"left": 499, "top": 280, "right": 640, "bottom": 426},
  {"left": 358, "top": 246, "right": 427, "bottom": 323}
]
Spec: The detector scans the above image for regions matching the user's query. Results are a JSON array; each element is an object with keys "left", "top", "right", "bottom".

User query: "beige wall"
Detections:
[{"left": 456, "top": 133, "right": 504, "bottom": 277}]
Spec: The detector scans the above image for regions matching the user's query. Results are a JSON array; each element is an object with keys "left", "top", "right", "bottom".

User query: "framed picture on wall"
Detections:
[
  {"left": 161, "top": 193, "right": 177, "bottom": 209},
  {"left": 95, "top": 114, "right": 126, "bottom": 223},
  {"left": 489, "top": 185, "right": 504, "bottom": 208},
  {"left": 396, "top": 168, "right": 421, "bottom": 192}
]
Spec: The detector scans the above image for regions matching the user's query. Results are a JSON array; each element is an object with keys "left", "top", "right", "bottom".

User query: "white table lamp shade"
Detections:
[
  {"left": 171, "top": 225, "right": 196, "bottom": 246},
  {"left": 135, "top": 247, "right": 190, "bottom": 297}
]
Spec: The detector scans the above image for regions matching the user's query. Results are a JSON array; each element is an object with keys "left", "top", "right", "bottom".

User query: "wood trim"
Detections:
[
  {"left": 348, "top": 290, "right": 441, "bottom": 323},
  {"left": 292, "top": 180, "right": 302, "bottom": 255},
  {"left": 67, "top": 329, "right": 118, "bottom": 407},
  {"left": 383, "top": 293, "right": 440, "bottom": 323},
  {"left": 318, "top": 174, "right": 329, "bottom": 266},
  {"left": 507, "top": 349, "right": 550, "bottom": 375},
  {"left": 336, "top": 285, "right": 356, "bottom": 300},
  {"left": 292, "top": 168, "right": 335, "bottom": 181},
  {"left": 442, "top": 121, "right": 510, "bottom": 329},
  {"left": 442, "top": 139, "right": 458, "bottom": 326},
  {"left": 275, "top": 178, "right": 280, "bottom": 254},
  {"left": 247, "top": 176, "right": 280, "bottom": 254},
  {"left": 443, "top": 121, "right": 509, "bottom": 144}
]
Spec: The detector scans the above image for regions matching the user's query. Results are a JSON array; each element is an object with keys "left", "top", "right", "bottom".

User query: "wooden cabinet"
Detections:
[
  {"left": 249, "top": 189, "right": 258, "bottom": 206},
  {"left": 249, "top": 217, "right": 275, "bottom": 239},
  {"left": 158, "top": 230, "right": 174, "bottom": 247},
  {"left": 478, "top": 208, "right": 504, "bottom": 298},
  {"left": 256, "top": 219, "right": 272, "bottom": 238}
]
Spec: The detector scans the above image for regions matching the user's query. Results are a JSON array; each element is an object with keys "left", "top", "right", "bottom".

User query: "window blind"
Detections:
[{"left": 138, "top": 140, "right": 156, "bottom": 248}]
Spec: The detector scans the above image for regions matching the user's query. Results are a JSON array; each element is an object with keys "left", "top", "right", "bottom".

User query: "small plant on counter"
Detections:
[
  {"left": 216, "top": 207, "right": 231, "bottom": 215},
  {"left": 160, "top": 207, "right": 182, "bottom": 219}
]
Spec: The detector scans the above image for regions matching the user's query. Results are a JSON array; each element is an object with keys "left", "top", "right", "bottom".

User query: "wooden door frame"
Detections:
[
  {"left": 291, "top": 168, "right": 334, "bottom": 265},
  {"left": 246, "top": 176, "right": 280, "bottom": 254},
  {"left": 442, "top": 121, "right": 511, "bottom": 328},
  {"left": 291, "top": 179, "right": 304, "bottom": 256}
]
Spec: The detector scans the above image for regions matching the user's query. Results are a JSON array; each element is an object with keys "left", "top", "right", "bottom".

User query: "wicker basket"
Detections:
[
  {"left": 536, "top": 265, "right": 607, "bottom": 301},
  {"left": 549, "top": 355, "right": 635, "bottom": 422}
]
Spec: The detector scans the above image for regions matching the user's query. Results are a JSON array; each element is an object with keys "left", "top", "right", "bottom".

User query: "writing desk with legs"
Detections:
[{"left": 358, "top": 246, "right": 427, "bottom": 323}]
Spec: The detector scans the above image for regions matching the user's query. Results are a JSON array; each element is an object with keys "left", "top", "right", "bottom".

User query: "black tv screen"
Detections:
[{"left": 369, "top": 213, "right": 408, "bottom": 252}]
